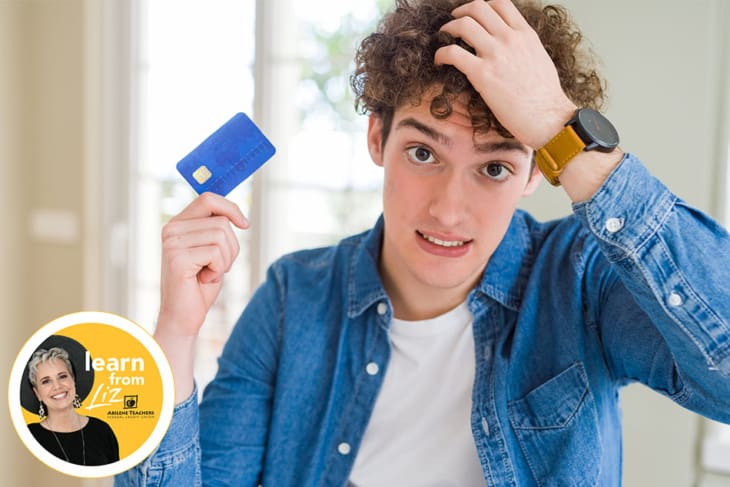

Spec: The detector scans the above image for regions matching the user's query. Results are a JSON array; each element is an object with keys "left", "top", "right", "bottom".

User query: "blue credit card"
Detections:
[{"left": 176, "top": 112, "right": 276, "bottom": 196}]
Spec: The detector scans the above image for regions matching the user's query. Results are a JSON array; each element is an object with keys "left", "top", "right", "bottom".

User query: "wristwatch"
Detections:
[{"left": 535, "top": 108, "right": 619, "bottom": 186}]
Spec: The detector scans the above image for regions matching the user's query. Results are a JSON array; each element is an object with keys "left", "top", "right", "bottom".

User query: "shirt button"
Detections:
[
  {"left": 376, "top": 302, "right": 388, "bottom": 315},
  {"left": 668, "top": 291, "right": 684, "bottom": 307},
  {"left": 481, "top": 417, "right": 490, "bottom": 436},
  {"left": 337, "top": 442, "right": 351, "bottom": 455},
  {"left": 605, "top": 217, "right": 624, "bottom": 233},
  {"left": 366, "top": 362, "right": 380, "bottom": 376}
]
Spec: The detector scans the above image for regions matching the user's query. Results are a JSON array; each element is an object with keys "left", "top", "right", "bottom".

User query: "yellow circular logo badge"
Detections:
[{"left": 8, "top": 311, "right": 175, "bottom": 478}]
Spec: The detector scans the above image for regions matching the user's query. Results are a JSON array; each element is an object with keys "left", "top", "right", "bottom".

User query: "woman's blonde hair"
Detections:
[{"left": 27, "top": 347, "right": 75, "bottom": 387}]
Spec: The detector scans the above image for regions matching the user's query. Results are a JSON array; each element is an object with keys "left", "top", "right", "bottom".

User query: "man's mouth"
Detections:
[{"left": 417, "top": 231, "right": 471, "bottom": 248}]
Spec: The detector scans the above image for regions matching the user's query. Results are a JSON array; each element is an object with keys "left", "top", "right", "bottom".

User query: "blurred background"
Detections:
[{"left": 1, "top": 0, "right": 729, "bottom": 485}]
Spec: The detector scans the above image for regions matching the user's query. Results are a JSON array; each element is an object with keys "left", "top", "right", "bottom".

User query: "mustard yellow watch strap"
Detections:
[{"left": 535, "top": 125, "right": 586, "bottom": 186}]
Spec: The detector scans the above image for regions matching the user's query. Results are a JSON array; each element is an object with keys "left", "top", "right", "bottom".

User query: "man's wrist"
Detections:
[
  {"left": 558, "top": 148, "right": 625, "bottom": 203},
  {"left": 154, "top": 322, "right": 198, "bottom": 404},
  {"left": 534, "top": 104, "right": 621, "bottom": 196},
  {"left": 532, "top": 103, "right": 577, "bottom": 150}
]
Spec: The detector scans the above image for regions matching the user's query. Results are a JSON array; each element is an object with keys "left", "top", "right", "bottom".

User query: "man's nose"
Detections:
[{"left": 428, "top": 172, "right": 469, "bottom": 226}]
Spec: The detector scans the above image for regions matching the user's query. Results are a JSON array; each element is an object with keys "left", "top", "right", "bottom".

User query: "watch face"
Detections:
[{"left": 575, "top": 108, "right": 619, "bottom": 151}]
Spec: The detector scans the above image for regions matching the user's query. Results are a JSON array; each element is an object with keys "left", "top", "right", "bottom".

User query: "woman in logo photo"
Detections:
[{"left": 26, "top": 346, "right": 120, "bottom": 466}]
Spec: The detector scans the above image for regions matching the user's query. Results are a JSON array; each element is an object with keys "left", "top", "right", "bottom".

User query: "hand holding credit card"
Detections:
[{"left": 176, "top": 112, "right": 276, "bottom": 196}]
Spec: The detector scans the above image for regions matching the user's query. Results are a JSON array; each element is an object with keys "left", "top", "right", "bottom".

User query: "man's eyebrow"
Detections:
[
  {"left": 396, "top": 117, "right": 452, "bottom": 147},
  {"left": 474, "top": 139, "right": 531, "bottom": 156},
  {"left": 396, "top": 117, "right": 530, "bottom": 155}
]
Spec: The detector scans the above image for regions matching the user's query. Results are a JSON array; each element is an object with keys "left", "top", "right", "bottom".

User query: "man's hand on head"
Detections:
[
  {"left": 434, "top": 0, "right": 624, "bottom": 202},
  {"left": 434, "top": 0, "right": 576, "bottom": 151}
]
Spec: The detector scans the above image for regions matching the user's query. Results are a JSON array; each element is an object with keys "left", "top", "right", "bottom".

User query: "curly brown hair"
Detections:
[{"left": 351, "top": 0, "right": 605, "bottom": 144}]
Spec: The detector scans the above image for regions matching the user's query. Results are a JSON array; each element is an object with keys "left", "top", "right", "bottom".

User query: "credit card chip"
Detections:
[{"left": 192, "top": 165, "right": 212, "bottom": 184}]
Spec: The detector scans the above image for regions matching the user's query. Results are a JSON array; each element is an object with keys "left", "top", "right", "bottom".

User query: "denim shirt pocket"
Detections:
[{"left": 508, "top": 362, "right": 602, "bottom": 486}]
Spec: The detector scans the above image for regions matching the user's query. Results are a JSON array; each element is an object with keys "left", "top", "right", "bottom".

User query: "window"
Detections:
[
  {"left": 253, "top": 0, "right": 385, "bottom": 269},
  {"left": 274, "top": 0, "right": 386, "bottom": 254},
  {"left": 131, "top": 0, "right": 257, "bottom": 388},
  {"left": 129, "top": 0, "right": 383, "bottom": 391}
]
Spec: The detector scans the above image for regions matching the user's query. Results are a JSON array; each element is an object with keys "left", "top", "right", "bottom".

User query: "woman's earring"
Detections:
[
  {"left": 73, "top": 394, "right": 81, "bottom": 408},
  {"left": 38, "top": 403, "right": 46, "bottom": 420}
]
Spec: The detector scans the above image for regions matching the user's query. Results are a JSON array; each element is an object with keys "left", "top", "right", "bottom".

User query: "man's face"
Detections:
[{"left": 368, "top": 91, "right": 541, "bottom": 319}]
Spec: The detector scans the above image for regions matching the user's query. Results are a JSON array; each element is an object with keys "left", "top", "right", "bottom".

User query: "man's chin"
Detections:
[{"left": 411, "top": 266, "right": 482, "bottom": 293}]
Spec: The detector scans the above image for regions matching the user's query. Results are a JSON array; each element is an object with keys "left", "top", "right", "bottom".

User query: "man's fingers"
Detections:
[
  {"left": 198, "top": 266, "right": 223, "bottom": 285},
  {"left": 439, "top": 16, "right": 496, "bottom": 57},
  {"left": 166, "top": 245, "right": 228, "bottom": 283},
  {"left": 173, "top": 192, "right": 249, "bottom": 229},
  {"left": 434, "top": 44, "right": 484, "bottom": 80},
  {"left": 163, "top": 216, "right": 240, "bottom": 257},
  {"left": 163, "top": 227, "right": 239, "bottom": 272},
  {"left": 450, "top": 0, "right": 510, "bottom": 37},
  {"left": 162, "top": 216, "right": 240, "bottom": 264},
  {"left": 487, "top": 0, "right": 530, "bottom": 30},
  {"left": 191, "top": 245, "right": 230, "bottom": 284}
]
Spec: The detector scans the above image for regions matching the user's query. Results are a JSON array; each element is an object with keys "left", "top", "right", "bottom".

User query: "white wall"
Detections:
[{"left": 519, "top": 1, "right": 730, "bottom": 485}]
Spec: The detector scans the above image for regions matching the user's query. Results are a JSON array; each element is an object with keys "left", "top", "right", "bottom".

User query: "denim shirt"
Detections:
[{"left": 116, "top": 154, "right": 730, "bottom": 486}]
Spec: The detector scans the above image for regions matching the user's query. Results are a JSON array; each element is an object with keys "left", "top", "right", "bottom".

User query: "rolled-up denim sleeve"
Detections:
[
  {"left": 115, "top": 386, "right": 201, "bottom": 487},
  {"left": 573, "top": 154, "right": 730, "bottom": 423}
]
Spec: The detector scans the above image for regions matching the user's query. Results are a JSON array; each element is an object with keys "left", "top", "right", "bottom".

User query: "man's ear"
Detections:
[
  {"left": 367, "top": 115, "right": 384, "bottom": 167},
  {"left": 522, "top": 161, "right": 543, "bottom": 196}
]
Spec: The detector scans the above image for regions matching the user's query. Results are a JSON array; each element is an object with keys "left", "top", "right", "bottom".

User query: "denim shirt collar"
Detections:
[
  {"left": 347, "top": 215, "right": 390, "bottom": 318},
  {"left": 347, "top": 213, "right": 533, "bottom": 318},
  {"left": 475, "top": 210, "right": 534, "bottom": 312}
]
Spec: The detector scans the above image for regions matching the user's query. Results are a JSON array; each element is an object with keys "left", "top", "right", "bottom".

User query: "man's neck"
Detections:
[{"left": 379, "top": 256, "right": 478, "bottom": 322}]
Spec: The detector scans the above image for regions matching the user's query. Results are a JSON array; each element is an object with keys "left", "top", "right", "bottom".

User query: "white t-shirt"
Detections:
[{"left": 348, "top": 301, "right": 486, "bottom": 487}]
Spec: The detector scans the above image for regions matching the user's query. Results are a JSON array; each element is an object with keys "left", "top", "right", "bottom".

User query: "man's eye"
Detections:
[
  {"left": 481, "top": 162, "right": 511, "bottom": 181},
  {"left": 406, "top": 146, "right": 436, "bottom": 164}
]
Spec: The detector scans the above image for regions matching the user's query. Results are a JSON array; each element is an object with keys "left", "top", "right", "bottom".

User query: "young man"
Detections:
[{"left": 117, "top": 0, "right": 730, "bottom": 485}]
